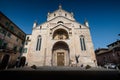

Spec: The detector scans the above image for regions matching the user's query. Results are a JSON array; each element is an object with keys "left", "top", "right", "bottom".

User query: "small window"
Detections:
[
  {"left": 22, "top": 41, "right": 24, "bottom": 45},
  {"left": 5, "top": 22, "right": 9, "bottom": 26},
  {"left": 54, "top": 14, "right": 55, "bottom": 16},
  {"left": 19, "top": 47, "right": 23, "bottom": 53},
  {"left": 3, "top": 43, "right": 7, "bottom": 49},
  {"left": 10, "top": 26, "right": 14, "bottom": 31},
  {"left": 0, "top": 39, "right": 3, "bottom": 46},
  {"left": 65, "top": 13, "right": 67, "bottom": 16},
  {"left": 23, "top": 48, "right": 27, "bottom": 53},
  {"left": 7, "top": 32, "right": 11, "bottom": 38},
  {"left": 1, "top": 28, "right": 7, "bottom": 35},
  {"left": 40, "top": 26, "right": 42, "bottom": 29},
  {"left": 13, "top": 46, "right": 17, "bottom": 52},
  {"left": 16, "top": 38, "right": 19, "bottom": 42},
  {"left": 0, "top": 26, "right": 2, "bottom": 33},
  {"left": 26, "top": 37, "right": 29, "bottom": 40},
  {"left": 25, "top": 42, "right": 28, "bottom": 45},
  {"left": 18, "top": 32, "right": 21, "bottom": 36},
  {"left": 80, "top": 25, "right": 81, "bottom": 28},
  {"left": 0, "top": 17, "right": 1, "bottom": 21},
  {"left": 117, "top": 53, "right": 120, "bottom": 57}
]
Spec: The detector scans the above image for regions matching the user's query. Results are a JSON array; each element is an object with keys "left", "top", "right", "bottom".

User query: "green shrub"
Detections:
[
  {"left": 85, "top": 65, "right": 91, "bottom": 69},
  {"left": 31, "top": 65, "right": 37, "bottom": 69}
]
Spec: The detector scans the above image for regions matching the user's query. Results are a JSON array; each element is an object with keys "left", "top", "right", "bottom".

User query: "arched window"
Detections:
[
  {"left": 36, "top": 35, "right": 42, "bottom": 51},
  {"left": 65, "top": 13, "right": 67, "bottom": 17},
  {"left": 54, "top": 13, "right": 56, "bottom": 16},
  {"left": 80, "top": 35, "right": 86, "bottom": 51}
]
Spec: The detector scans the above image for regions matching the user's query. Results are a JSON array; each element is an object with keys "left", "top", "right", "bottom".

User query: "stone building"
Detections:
[
  {"left": 95, "top": 40, "right": 120, "bottom": 66},
  {"left": 0, "top": 12, "right": 26, "bottom": 69},
  {"left": 22, "top": 5, "right": 97, "bottom": 67}
]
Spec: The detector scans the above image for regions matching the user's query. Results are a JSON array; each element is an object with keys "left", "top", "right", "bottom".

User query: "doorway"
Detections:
[
  {"left": 52, "top": 41, "right": 70, "bottom": 66},
  {"left": 57, "top": 52, "right": 64, "bottom": 66}
]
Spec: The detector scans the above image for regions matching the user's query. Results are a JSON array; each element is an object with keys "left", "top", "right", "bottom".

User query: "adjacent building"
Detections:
[
  {"left": 95, "top": 40, "right": 120, "bottom": 66},
  {"left": 22, "top": 5, "right": 97, "bottom": 67},
  {"left": 0, "top": 12, "right": 26, "bottom": 69}
]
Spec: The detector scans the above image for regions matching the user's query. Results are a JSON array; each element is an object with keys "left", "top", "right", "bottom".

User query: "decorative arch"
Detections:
[
  {"left": 0, "top": 54, "right": 10, "bottom": 69},
  {"left": 53, "top": 29, "right": 69, "bottom": 40},
  {"left": 57, "top": 21, "right": 64, "bottom": 24},
  {"left": 52, "top": 41, "right": 70, "bottom": 66},
  {"left": 19, "top": 56, "right": 26, "bottom": 67},
  {"left": 52, "top": 41, "right": 69, "bottom": 51}
]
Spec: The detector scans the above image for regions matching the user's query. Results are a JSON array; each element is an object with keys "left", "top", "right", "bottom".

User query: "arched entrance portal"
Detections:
[
  {"left": 0, "top": 54, "right": 10, "bottom": 69},
  {"left": 52, "top": 41, "right": 69, "bottom": 66},
  {"left": 19, "top": 56, "right": 26, "bottom": 67}
]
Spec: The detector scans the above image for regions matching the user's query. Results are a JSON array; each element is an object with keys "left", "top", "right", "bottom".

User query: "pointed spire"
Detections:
[
  {"left": 33, "top": 20, "right": 37, "bottom": 28},
  {"left": 84, "top": 18, "right": 89, "bottom": 27},
  {"left": 71, "top": 12, "right": 73, "bottom": 15},
  {"left": 71, "top": 12, "right": 74, "bottom": 17},
  {"left": 59, "top": 4, "right": 62, "bottom": 9},
  {"left": 48, "top": 12, "right": 50, "bottom": 16}
]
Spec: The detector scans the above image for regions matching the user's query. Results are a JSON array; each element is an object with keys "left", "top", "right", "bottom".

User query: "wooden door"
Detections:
[{"left": 57, "top": 52, "right": 64, "bottom": 66}]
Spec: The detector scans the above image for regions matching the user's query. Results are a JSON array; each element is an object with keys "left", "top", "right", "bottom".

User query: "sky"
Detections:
[{"left": 0, "top": 0, "right": 120, "bottom": 50}]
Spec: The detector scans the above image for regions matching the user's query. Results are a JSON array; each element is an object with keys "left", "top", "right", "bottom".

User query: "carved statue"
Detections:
[{"left": 75, "top": 55, "right": 80, "bottom": 63}]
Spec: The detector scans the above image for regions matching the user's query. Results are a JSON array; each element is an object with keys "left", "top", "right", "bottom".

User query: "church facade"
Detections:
[{"left": 22, "top": 5, "right": 97, "bottom": 67}]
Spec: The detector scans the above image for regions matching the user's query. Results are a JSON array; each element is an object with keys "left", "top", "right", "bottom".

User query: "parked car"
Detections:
[{"left": 104, "top": 63, "right": 117, "bottom": 69}]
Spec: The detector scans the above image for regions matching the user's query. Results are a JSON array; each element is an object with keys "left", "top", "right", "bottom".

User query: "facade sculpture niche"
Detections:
[{"left": 53, "top": 29, "right": 69, "bottom": 40}]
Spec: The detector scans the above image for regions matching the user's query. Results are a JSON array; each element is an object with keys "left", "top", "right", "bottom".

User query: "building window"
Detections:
[
  {"left": 80, "top": 25, "right": 81, "bottom": 28},
  {"left": 0, "top": 39, "right": 3, "bottom": 47},
  {"left": 25, "top": 42, "right": 28, "bottom": 45},
  {"left": 3, "top": 43, "right": 7, "bottom": 49},
  {"left": 0, "top": 26, "right": 2, "bottom": 33},
  {"left": 10, "top": 26, "right": 14, "bottom": 31},
  {"left": 7, "top": 32, "right": 11, "bottom": 38},
  {"left": 13, "top": 46, "right": 17, "bottom": 52},
  {"left": 5, "top": 22, "right": 10, "bottom": 27},
  {"left": 54, "top": 13, "right": 56, "bottom": 16},
  {"left": 19, "top": 47, "right": 23, "bottom": 53},
  {"left": 23, "top": 48, "right": 27, "bottom": 53},
  {"left": 18, "top": 32, "right": 21, "bottom": 36},
  {"left": 0, "top": 17, "right": 1, "bottom": 21},
  {"left": 0, "top": 27, "right": 7, "bottom": 36},
  {"left": 36, "top": 35, "right": 42, "bottom": 51},
  {"left": 117, "top": 53, "right": 120, "bottom": 57},
  {"left": 65, "top": 13, "right": 67, "bottom": 16},
  {"left": 40, "top": 26, "right": 42, "bottom": 29},
  {"left": 103, "top": 56, "right": 107, "bottom": 64},
  {"left": 22, "top": 41, "right": 24, "bottom": 45},
  {"left": 16, "top": 38, "right": 18, "bottom": 42},
  {"left": 80, "top": 35, "right": 86, "bottom": 51},
  {"left": 80, "top": 38, "right": 83, "bottom": 50},
  {"left": 26, "top": 37, "right": 29, "bottom": 40},
  {"left": 3, "top": 29, "right": 7, "bottom": 36}
]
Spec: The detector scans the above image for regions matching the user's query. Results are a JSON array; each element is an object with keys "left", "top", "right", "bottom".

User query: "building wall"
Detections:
[
  {"left": 23, "top": 6, "right": 97, "bottom": 67},
  {"left": 95, "top": 41, "right": 120, "bottom": 66},
  {"left": 22, "top": 35, "right": 31, "bottom": 61},
  {"left": 0, "top": 12, "right": 26, "bottom": 67}
]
